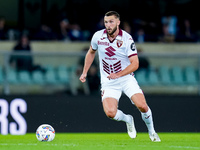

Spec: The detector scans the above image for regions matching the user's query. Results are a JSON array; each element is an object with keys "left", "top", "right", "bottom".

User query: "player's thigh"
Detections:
[
  {"left": 102, "top": 97, "right": 118, "bottom": 117},
  {"left": 101, "top": 85, "right": 122, "bottom": 117},
  {"left": 131, "top": 93, "right": 148, "bottom": 113}
]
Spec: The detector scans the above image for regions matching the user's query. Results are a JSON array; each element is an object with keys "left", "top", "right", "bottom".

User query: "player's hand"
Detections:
[
  {"left": 79, "top": 73, "right": 87, "bottom": 83},
  {"left": 107, "top": 73, "right": 119, "bottom": 80}
]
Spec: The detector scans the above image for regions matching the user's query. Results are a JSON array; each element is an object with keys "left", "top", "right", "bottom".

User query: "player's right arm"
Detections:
[{"left": 79, "top": 46, "right": 96, "bottom": 83}]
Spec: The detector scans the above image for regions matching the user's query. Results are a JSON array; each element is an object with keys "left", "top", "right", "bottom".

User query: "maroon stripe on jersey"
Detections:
[
  {"left": 128, "top": 53, "right": 137, "bottom": 58},
  {"left": 114, "top": 66, "right": 121, "bottom": 71},
  {"left": 102, "top": 59, "right": 109, "bottom": 65},
  {"left": 114, "top": 64, "right": 121, "bottom": 70},
  {"left": 103, "top": 63, "right": 109, "bottom": 69},
  {"left": 103, "top": 66, "right": 110, "bottom": 72},
  {"left": 115, "top": 69, "right": 122, "bottom": 73},
  {"left": 103, "top": 68, "right": 110, "bottom": 74},
  {"left": 113, "top": 60, "right": 121, "bottom": 66},
  {"left": 118, "top": 29, "right": 123, "bottom": 37},
  {"left": 102, "top": 61, "right": 109, "bottom": 69}
]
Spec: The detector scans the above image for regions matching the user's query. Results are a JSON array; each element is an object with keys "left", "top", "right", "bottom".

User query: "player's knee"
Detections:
[
  {"left": 105, "top": 109, "right": 117, "bottom": 119},
  {"left": 137, "top": 104, "right": 148, "bottom": 113}
]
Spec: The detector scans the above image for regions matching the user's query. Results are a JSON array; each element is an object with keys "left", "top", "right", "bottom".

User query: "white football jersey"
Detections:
[{"left": 91, "top": 29, "right": 137, "bottom": 84}]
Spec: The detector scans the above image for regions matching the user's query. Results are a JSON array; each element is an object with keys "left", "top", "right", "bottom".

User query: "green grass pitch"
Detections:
[{"left": 0, "top": 133, "right": 200, "bottom": 150}]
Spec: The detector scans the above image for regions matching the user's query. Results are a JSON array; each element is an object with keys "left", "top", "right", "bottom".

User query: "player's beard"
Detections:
[{"left": 107, "top": 25, "right": 117, "bottom": 36}]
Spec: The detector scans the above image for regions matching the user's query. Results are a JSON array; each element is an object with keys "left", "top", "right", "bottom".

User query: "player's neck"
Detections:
[{"left": 108, "top": 28, "right": 119, "bottom": 41}]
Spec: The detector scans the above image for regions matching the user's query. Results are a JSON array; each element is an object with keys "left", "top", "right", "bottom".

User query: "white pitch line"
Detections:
[
  {"left": 169, "top": 145, "right": 200, "bottom": 149},
  {"left": 0, "top": 143, "right": 199, "bottom": 149},
  {"left": 0, "top": 143, "right": 78, "bottom": 147},
  {"left": 138, "top": 144, "right": 200, "bottom": 149}
]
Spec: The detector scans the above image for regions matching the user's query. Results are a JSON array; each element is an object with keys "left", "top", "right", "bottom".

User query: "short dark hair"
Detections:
[{"left": 105, "top": 11, "right": 120, "bottom": 20}]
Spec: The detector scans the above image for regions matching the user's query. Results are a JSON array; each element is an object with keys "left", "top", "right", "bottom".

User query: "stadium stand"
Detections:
[
  {"left": 0, "top": 63, "right": 199, "bottom": 95},
  {"left": 148, "top": 69, "right": 159, "bottom": 85},
  {"left": 32, "top": 70, "right": 45, "bottom": 85},
  {"left": 185, "top": 66, "right": 198, "bottom": 85},
  {"left": 0, "top": 42, "right": 199, "bottom": 95},
  {"left": 171, "top": 66, "right": 185, "bottom": 85},
  {"left": 7, "top": 69, "right": 18, "bottom": 84},
  {"left": 159, "top": 65, "right": 172, "bottom": 85},
  {"left": 45, "top": 70, "right": 58, "bottom": 84},
  {"left": 18, "top": 70, "right": 32, "bottom": 84},
  {"left": 0, "top": 66, "right": 3, "bottom": 84}
]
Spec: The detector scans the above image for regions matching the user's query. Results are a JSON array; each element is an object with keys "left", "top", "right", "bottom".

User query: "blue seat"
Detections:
[
  {"left": 159, "top": 65, "right": 172, "bottom": 85},
  {"left": 7, "top": 69, "right": 18, "bottom": 84},
  {"left": 171, "top": 66, "right": 184, "bottom": 85},
  {"left": 44, "top": 65, "right": 54, "bottom": 72},
  {"left": 32, "top": 71, "right": 45, "bottom": 85},
  {"left": 135, "top": 69, "right": 148, "bottom": 86},
  {"left": 18, "top": 71, "right": 32, "bottom": 84},
  {"left": 148, "top": 70, "right": 159, "bottom": 85},
  {"left": 184, "top": 66, "right": 198, "bottom": 85},
  {"left": 45, "top": 70, "right": 58, "bottom": 84},
  {"left": 57, "top": 65, "right": 70, "bottom": 84}
]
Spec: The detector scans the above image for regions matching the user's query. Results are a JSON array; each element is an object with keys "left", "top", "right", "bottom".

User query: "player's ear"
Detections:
[{"left": 117, "top": 20, "right": 120, "bottom": 26}]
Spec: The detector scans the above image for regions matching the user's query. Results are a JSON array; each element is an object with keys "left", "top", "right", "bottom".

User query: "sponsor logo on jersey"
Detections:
[
  {"left": 129, "top": 38, "right": 133, "bottom": 40},
  {"left": 105, "top": 46, "right": 116, "bottom": 57},
  {"left": 98, "top": 41, "right": 109, "bottom": 46},
  {"left": 145, "top": 115, "right": 151, "bottom": 119}
]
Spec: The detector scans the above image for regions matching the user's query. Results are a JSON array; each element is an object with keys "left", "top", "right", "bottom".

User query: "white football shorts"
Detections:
[{"left": 101, "top": 74, "right": 143, "bottom": 101}]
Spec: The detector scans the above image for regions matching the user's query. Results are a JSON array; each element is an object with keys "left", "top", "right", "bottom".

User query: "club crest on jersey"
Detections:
[{"left": 116, "top": 40, "right": 123, "bottom": 48}]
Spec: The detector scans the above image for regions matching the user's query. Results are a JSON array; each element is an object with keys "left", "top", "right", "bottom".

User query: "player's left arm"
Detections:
[{"left": 107, "top": 55, "right": 139, "bottom": 80}]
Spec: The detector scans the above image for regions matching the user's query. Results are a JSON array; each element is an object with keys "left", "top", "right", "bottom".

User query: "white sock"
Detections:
[
  {"left": 113, "top": 109, "right": 131, "bottom": 124},
  {"left": 141, "top": 107, "right": 156, "bottom": 134}
]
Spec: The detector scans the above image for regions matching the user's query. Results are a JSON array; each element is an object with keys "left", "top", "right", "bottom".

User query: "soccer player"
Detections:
[{"left": 79, "top": 11, "right": 161, "bottom": 142}]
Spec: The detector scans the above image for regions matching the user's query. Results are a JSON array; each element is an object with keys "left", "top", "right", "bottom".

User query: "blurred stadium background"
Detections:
[{"left": 0, "top": 0, "right": 200, "bottom": 135}]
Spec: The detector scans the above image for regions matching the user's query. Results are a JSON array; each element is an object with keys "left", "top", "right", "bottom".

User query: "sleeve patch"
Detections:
[{"left": 130, "top": 43, "right": 135, "bottom": 51}]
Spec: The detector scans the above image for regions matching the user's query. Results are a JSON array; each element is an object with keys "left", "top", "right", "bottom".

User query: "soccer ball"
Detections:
[{"left": 36, "top": 124, "right": 55, "bottom": 142}]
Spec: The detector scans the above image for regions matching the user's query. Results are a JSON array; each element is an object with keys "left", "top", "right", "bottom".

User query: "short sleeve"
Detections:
[
  {"left": 91, "top": 32, "right": 98, "bottom": 50},
  {"left": 126, "top": 36, "right": 137, "bottom": 58}
]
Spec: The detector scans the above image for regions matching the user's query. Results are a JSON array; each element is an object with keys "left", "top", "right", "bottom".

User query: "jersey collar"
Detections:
[{"left": 102, "top": 28, "right": 123, "bottom": 41}]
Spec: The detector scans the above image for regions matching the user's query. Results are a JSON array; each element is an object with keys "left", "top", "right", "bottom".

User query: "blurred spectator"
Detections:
[
  {"left": 57, "top": 18, "right": 71, "bottom": 41},
  {"left": 160, "top": 15, "right": 177, "bottom": 42},
  {"left": 122, "top": 21, "right": 146, "bottom": 43},
  {"left": 9, "top": 34, "right": 45, "bottom": 72},
  {"left": 76, "top": 47, "right": 100, "bottom": 92},
  {"left": 68, "top": 24, "right": 83, "bottom": 41},
  {"left": 33, "top": 24, "right": 57, "bottom": 41},
  {"left": 176, "top": 19, "right": 198, "bottom": 42},
  {"left": 135, "top": 28, "right": 145, "bottom": 43},
  {"left": 96, "top": 17, "right": 104, "bottom": 31},
  {"left": 0, "top": 16, "right": 7, "bottom": 40},
  {"left": 122, "top": 21, "right": 132, "bottom": 35},
  {"left": 7, "top": 29, "right": 18, "bottom": 41},
  {"left": 133, "top": 18, "right": 159, "bottom": 42},
  {"left": 57, "top": 17, "right": 84, "bottom": 41}
]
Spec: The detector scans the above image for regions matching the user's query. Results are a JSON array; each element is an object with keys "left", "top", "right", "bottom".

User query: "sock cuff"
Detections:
[
  {"left": 142, "top": 107, "right": 151, "bottom": 116},
  {"left": 113, "top": 109, "right": 122, "bottom": 120}
]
